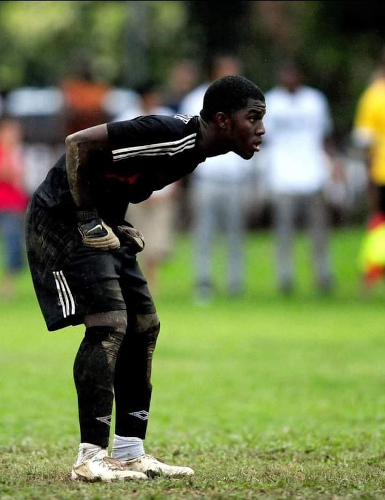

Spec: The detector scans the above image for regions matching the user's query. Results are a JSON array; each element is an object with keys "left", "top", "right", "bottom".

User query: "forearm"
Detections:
[
  {"left": 65, "top": 124, "right": 108, "bottom": 209},
  {"left": 65, "top": 124, "right": 120, "bottom": 250},
  {"left": 65, "top": 136, "right": 92, "bottom": 208}
]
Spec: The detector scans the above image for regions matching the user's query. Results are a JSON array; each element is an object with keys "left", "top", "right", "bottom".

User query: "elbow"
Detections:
[
  {"left": 65, "top": 132, "right": 81, "bottom": 149},
  {"left": 65, "top": 134, "right": 78, "bottom": 157},
  {"left": 65, "top": 131, "right": 90, "bottom": 159},
  {"left": 65, "top": 124, "right": 108, "bottom": 152}
]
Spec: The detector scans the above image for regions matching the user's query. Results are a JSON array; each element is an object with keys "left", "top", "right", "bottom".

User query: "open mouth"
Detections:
[{"left": 253, "top": 140, "right": 262, "bottom": 152}]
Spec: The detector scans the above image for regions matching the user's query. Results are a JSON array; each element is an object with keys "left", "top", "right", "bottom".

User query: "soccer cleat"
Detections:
[
  {"left": 121, "top": 454, "right": 195, "bottom": 478},
  {"left": 71, "top": 449, "right": 148, "bottom": 482}
]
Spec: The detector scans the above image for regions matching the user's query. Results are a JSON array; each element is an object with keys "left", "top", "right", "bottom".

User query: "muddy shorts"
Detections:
[{"left": 25, "top": 196, "right": 155, "bottom": 331}]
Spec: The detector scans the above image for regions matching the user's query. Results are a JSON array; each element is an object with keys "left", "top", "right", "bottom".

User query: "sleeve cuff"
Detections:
[{"left": 76, "top": 210, "right": 99, "bottom": 222}]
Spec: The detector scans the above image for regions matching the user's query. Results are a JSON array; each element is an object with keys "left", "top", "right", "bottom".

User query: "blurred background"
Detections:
[{"left": 0, "top": 0, "right": 385, "bottom": 299}]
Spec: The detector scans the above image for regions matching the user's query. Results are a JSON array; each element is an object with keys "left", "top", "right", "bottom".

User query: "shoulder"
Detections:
[
  {"left": 359, "top": 80, "right": 385, "bottom": 106},
  {"left": 355, "top": 81, "right": 385, "bottom": 127},
  {"left": 179, "top": 83, "right": 209, "bottom": 114},
  {"left": 297, "top": 87, "right": 330, "bottom": 116},
  {"left": 265, "top": 87, "right": 280, "bottom": 99},
  {"left": 265, "top": 87, "right": 287, "bottom": 104},
  {"left": 183, "top": 83, "right": 209, "bottom": 101},
  {"left": 265, "top": 86, "right": 281, "bottom": 97},
  {"left": 107, "top": 114, "right": 199, "bottom": 150},
  {"left": 302, "top": 86, "right": 328, "bottom": 102},
  {"left": 138, "top": 114, "right": 198, "bottom": 137}
]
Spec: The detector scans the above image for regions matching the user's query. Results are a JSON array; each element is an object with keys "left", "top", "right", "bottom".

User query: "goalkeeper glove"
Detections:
[
  {"left": 115, "top": 224, "right": 145, "bottom": 253},
  {"left": 77, "top": 211, "right": 120, "bottom": 250}
]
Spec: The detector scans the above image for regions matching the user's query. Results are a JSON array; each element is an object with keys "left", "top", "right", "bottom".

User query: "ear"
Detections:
[{"left": 215, "top": 112, "right": 231, "bottom": 130}]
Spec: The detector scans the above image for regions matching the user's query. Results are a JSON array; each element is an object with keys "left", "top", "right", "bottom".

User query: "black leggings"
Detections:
[
  {"left": 73, "top": 312, "right": 160, "bottom": 448},
  {"left": 114, "top": 314, "right": 160, "bottom": 439}
]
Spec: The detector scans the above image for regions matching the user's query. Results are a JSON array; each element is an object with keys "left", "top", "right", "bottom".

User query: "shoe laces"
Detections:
[
  {"left": 124, "top": 454, "right": 158, "bottom": 465},
  {"left": 94, "top": 454, "right": 125, "bottom": 471}
]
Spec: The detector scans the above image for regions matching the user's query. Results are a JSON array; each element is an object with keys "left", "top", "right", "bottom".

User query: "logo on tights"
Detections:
[
  {"left": 96, "top": 415, "right": 112, "bottom": 426},
  {"left": 129, "top": 410, "right": 149, "bottom": 421}
]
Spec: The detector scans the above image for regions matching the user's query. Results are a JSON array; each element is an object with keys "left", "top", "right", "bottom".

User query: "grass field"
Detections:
[{"left": 2, "top": 227, "right": 385, "bottom": 498}]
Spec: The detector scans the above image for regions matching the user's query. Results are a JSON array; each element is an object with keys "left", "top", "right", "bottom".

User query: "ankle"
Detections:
[
  {"left": 112, "top": 435, "right": 145, "bottom": 460},
  {"left": 75, "top": 443, "right": 104, "bottom": 465}
]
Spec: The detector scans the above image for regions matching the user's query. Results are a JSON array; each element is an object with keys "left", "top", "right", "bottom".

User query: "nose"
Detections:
[{"left": 256, "top": 122, "right": 265, "bottom": 136}]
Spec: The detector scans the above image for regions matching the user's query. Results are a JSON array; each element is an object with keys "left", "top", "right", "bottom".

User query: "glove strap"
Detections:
[{"left": 77, "top": 210, "right": 99, "bottom": 223}]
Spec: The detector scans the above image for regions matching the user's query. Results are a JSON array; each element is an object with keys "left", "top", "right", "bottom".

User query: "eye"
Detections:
[{"left": 249, "top": 117, "right": 257, "bottom": 123}]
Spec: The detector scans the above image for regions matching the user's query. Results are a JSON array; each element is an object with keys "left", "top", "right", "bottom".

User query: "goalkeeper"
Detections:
[{"left": 25, "top": 75, "right": 266, "bottom": 482}]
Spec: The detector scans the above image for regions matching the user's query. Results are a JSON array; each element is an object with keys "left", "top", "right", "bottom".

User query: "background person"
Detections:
[
  {"left": 0, "top": 117, "right": 28, "bottom": 300},
  {"left": 163, "top": 59, "right": 199, "bottom": 114},
  {"left": 264, "top": 60, "right": 339, "bottom": 295},
  {"left": 179, "top": 55, "right": 254, "bottom": 302},
  {"left": 61, "top": 59, "right": 109, "bottom": 135},
  {"left": 115, "top": 82, "right": 179, "bottom": 293},
  {"left": 353, "top": 49, "right": 385, "bottom": 289}
]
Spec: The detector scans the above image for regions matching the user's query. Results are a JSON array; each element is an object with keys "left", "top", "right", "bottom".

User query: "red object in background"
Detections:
[
  {"left": 361, "top": 212, "right": 385, "bottom": 287},
  {"left": 0, "top": 140, "right": 29, "bottom": 213},
  {"left": 368, "top": 212, "right": 385, "bottom": 230},
  {"left": 62, "top": 78, "right": 109, "bottom": 134}
]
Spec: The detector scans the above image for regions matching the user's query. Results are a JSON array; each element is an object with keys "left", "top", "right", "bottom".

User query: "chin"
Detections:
[
  {"left": 240, "top": 151, "right": 254, "bottom": 160},
  {"left": 233, "top": 147, "right": 254, "bottom": 160}
]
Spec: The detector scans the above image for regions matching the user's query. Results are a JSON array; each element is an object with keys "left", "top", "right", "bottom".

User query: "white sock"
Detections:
[
  {"left": 75, "top": 442, "right": 103, "bottom": 466},
  {"left": 112, "top": 434, "right": 145, "bottom": 461}
]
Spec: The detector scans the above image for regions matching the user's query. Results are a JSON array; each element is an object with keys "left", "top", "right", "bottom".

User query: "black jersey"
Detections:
[{"left": 34, "top": 114, "right": 205, "bottom": 225}]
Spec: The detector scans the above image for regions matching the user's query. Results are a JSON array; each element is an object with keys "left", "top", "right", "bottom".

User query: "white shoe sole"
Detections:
[{"left": 71, "top": 469, "right": 147, "bottom": 482}]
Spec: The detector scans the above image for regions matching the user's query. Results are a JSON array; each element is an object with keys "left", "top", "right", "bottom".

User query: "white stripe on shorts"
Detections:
[{"left": 53, "top": 271, "right": 76, "bottom": 318}]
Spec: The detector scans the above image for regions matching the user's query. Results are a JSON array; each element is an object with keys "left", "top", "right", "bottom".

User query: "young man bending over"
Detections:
[{"left": 26, "top": 75, "right": 266, "bottom": 482}]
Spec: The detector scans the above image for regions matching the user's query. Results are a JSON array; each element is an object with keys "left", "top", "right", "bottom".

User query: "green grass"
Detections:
[{"left": 2, "top": 227, "right": 385, "bottom": 498}]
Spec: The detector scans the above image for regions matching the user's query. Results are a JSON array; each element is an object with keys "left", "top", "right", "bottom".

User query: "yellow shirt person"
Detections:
[
  {"left": 354, "top": 77, "right": 385, "bottom": 185},
  {"left": 354, "top": 74, "right": 385, "bottom": 287}
]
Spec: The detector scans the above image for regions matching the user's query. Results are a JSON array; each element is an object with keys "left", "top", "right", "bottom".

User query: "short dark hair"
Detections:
[{"left": 201, "top": 75, "right": 264, "bottom": 122}]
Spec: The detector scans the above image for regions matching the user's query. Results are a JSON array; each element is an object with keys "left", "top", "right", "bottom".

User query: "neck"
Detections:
[
  {"left": 286, "top": 85, "right": 300, "bottom": 94},
  {"left": 196, "top": 117, "right": 230, "bottom": 158}
]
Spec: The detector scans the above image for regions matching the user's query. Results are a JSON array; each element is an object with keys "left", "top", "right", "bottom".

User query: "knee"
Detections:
[
  {"left": 83, "top": 310, "right": 128, "bottom": 356},
  {"left": 135, "top": 312, "right": 160, "bottom": 343},
  {"left": 84, "top": 310, "right": 128, "bottom": 334},
  {"left": 135, "top": 313, "right": 160, "bottom": 332}
]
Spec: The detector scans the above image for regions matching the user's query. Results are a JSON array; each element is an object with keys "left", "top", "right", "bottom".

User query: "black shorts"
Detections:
[{"left": 26, "top": 196, "right": 155, "bottom": 332}]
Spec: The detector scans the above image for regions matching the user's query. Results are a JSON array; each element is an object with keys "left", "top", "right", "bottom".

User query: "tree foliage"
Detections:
[{"left": 0, "top": 1, "right": 383, "bottom": 138}]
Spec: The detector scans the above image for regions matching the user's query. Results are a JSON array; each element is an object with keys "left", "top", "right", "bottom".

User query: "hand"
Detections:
[
  {"left": 78, "top": 218, "right": 120, "bottom": 250},
  {"left": 115, "top": 224, "right": 145, "bottom": 253}
]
